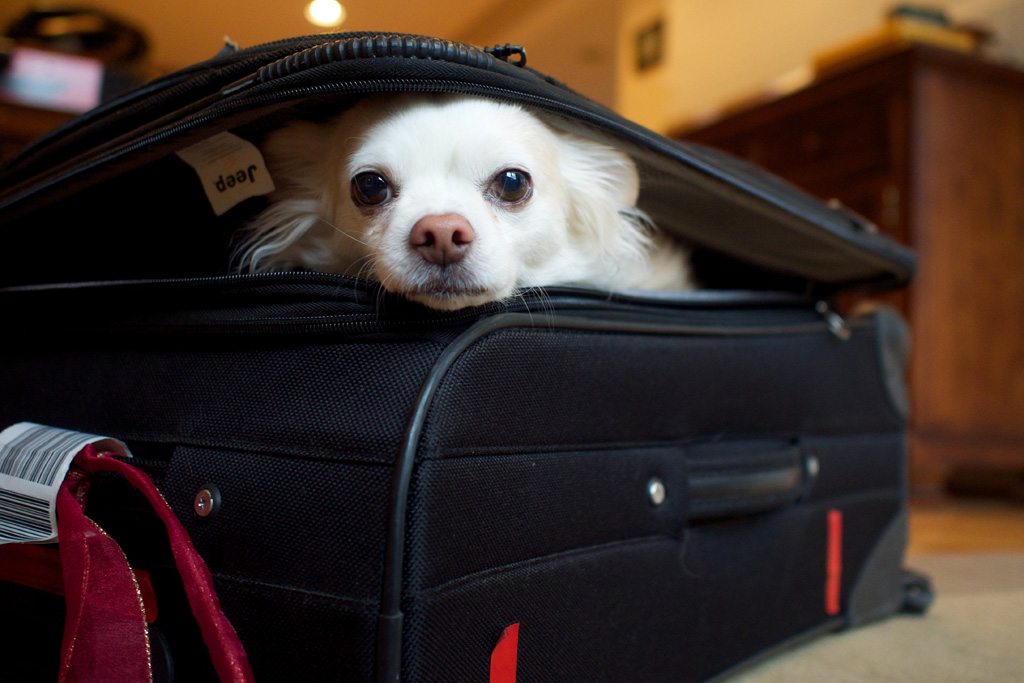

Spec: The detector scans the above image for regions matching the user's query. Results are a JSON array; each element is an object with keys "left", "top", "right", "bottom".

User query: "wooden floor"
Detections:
[{"left": 908, "top": 497, "right": 1024, "bottom": 554}]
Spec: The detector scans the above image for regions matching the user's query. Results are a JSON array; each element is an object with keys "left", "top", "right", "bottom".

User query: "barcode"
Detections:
[
  {"left": 0, "top": 424, "right": 85, "bottom": 486},
  {"left": 0, "top": 488, "right": 50, "bottom": 541}
]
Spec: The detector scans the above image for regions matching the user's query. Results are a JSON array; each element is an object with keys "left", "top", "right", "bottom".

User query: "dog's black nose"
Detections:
[{"left": 410, "top": 214, "right": 475, "bottom": 267}]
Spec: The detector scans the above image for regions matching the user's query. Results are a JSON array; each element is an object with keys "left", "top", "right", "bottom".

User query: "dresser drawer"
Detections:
[{"left": 693, "top": 87, "right": 898, "bottom": 193}]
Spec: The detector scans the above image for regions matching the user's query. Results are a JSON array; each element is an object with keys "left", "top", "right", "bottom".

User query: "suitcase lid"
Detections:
[{"left": 0, "top": 33, "right": 915, "bottom": 294}]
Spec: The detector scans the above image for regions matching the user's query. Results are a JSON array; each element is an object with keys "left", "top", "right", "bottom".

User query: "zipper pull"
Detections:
[
  {"left": 816, "top": 301, "right": 851, "bottom": 340},
  {"left": 485, "top": 43, "right": 527, "bottom": 67}
]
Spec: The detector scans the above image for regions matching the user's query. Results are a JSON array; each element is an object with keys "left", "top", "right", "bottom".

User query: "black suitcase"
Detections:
[{"left": 0, "top": 33, "right": 928, "bottom": 682}]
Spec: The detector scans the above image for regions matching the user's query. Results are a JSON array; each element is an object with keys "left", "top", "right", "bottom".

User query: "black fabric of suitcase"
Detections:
[{"left": 0, "top": 33, "right": 928, "bottom": 682}]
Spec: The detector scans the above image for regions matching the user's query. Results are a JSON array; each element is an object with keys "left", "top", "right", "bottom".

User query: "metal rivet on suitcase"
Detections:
[
  {"left": 806, "top": 456, "right": 820, "bottom": 479},
  {"left": 193, "top": 484, "right": 221, "bottom": 518},
  {"left": 647, "top": 478, "right": 666, "bottom": 506}
]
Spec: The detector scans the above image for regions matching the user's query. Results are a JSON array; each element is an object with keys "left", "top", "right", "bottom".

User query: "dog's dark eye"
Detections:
[
  {"left": 351, "top": 172, "right": 393, "bottom": 206},
  {"left": 489, "top": 169, "right": 532, "bottom": 203}
]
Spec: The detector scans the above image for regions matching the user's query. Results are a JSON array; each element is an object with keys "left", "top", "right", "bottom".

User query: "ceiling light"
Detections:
[{"left": 305, "top": 0, "right": 346, "bottom": 28}]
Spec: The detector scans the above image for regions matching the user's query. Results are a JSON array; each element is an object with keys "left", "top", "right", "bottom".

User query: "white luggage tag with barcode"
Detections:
[
  {"left": 176, "top": 131, "right": 275, "bottom": 216},
  {"left": 0, "top": 422, "right": 132, "bottom": 545}
]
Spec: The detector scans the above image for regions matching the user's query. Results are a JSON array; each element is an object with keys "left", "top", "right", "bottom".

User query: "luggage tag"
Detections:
[
  {"left": 0, "top": 421, "right": 131, "bottom": 544},
  {"left": 0, "top": 422, "right": 255, "bottom": 683},
  {"left": 176, "top": 131, "right": 275, "bottom": 216}
]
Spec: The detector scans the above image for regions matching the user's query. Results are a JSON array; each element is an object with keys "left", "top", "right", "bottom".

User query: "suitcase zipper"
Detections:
[
  {"left": 0, "top": 75, "right": 605, "bottom": 212},
  {"left": 0, "top": 32, "right": 915, "bottom": 294},
  {"left": 2, "top": 278, "right": 861, "bottom": 348},
  {"left": 1, "top": 271, "right": 848, "bottom": 337},
  {"left": 0, "top": 33, "right": 450, "bottom": 180},
  {"left": 0, "top": 33, "right": 880, "bottom": 241},
  {"left": 0, "top": 34, "right": 526, "bottom": 206}
]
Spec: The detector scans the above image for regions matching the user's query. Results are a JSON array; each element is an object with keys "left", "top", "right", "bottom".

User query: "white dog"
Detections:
[{"left": 232, "top": 94, "right": 693, "bottom": 310}]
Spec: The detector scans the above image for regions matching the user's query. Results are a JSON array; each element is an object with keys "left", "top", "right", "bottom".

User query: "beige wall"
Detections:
[
  {"left": 616, "top": 0, "right": 671, "bottom": 132},
  {"left": 4, "top": 0, "right": 1023, "bottom": 128},
  {"left": 459, "top": 0, "right": 621, "bottom": 110},
  {"left": 616, "top": 0, "right": 1024, "bottom": 133}
]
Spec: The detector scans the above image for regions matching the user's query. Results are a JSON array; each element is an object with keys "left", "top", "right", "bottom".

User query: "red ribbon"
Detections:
[{"left": 55, "top": 444, "right": 254, "bottom": 683}]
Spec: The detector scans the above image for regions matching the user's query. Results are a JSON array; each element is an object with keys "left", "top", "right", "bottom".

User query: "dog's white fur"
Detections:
[{"left": 233, "top": 94, "right": 692, "bottom": 310}]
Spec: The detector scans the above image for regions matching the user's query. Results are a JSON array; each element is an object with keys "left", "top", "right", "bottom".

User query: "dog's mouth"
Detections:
[
  {"left": 412, "top": 283, "right": 487, "bottom": 297},
  {"left": 396, "top": 268, "right": 501, "bottom": 310},
  {"left": 405, "top": 282, "right": 493, "bottom": 310}
]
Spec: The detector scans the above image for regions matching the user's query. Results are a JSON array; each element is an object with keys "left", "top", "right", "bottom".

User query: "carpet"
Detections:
[{"left": 731, "top": 553, "right": 1024, "bottom": 681}]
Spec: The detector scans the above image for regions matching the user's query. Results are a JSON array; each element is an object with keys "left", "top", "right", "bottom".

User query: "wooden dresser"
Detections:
[{"left": 677, "top": 46, "right": 1024, "bottom": 496}]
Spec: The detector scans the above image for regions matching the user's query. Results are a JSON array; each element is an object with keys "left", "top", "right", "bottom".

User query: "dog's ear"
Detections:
[
  {"left": 231, "top": 119, "right": 343, "bottom": 272},
  {"left": 555, "top": 133, "right": 652, "bottom": 262}
]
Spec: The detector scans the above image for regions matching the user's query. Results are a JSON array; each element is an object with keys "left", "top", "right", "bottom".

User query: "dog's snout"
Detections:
[{"left": 410, "top": 214, "right": 475, "bottom": 267}]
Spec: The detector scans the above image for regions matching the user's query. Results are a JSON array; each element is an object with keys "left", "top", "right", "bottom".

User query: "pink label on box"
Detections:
[{"left": 0, "top": 46, "right": 104, "bottom": 113}]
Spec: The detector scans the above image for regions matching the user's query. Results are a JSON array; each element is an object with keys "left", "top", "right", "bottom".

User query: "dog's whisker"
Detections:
[
  {"left": 375, "top": 271, "right": 401, "bottom": 316},
  {"left": 379, "top": 270, "right": 411, "bottom": 317},
  {"left": 510, "top": 288, "right": 534, "bottom": 325},
  {"left": 348, "top": 254, "right": 376, "bottom": 279},
  {"left": 530, "top": 286, "right": 556, "bottom": 323},
  {"left": 347, "top": 255, "right": 379, "bottom": 301},
  {"left": 319, "top": 218, "right": 375, "bottom": 249}
]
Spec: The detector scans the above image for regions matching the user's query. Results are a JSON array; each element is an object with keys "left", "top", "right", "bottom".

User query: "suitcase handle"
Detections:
[{"left": 686, "top": 445, "right": 810, "bottom": 520}]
